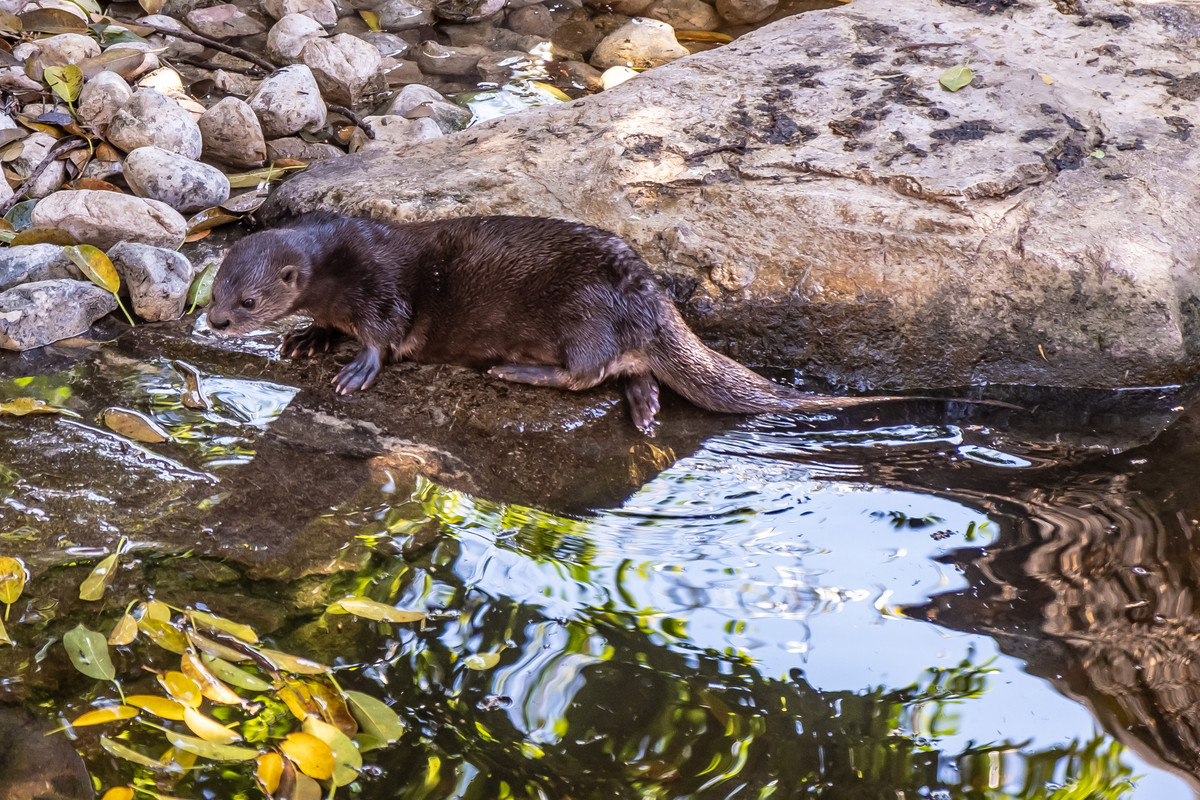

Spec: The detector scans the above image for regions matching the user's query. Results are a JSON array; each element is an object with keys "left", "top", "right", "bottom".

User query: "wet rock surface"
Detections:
[{"left": 269, "top": 0, "right": 1200, "bottom": 392}]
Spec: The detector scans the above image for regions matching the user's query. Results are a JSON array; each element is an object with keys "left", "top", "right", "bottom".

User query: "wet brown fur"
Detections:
[{"left": 208, "top": 211, "right": 923, "bottom": 431}]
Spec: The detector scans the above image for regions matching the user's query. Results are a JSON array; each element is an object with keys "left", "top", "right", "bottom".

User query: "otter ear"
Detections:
[{"left": 280, "top": 264, "right": 299, "bottom": 287}]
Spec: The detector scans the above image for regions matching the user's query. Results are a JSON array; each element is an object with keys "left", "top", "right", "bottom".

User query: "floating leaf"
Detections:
[
  {"left": 256, "top": 752, "right": 283, "bottom": 795},
  {"left": 159, "top": 670, "right": 203, "bottom": 708},
  {"left": 182, "top": 650, "right": 244, "bottom": 705},
  {"left": 64, "top": 244, "right": 135, "bottom": 325},
  {"left": 100, "top": 785, "right": 137, "bottom": 800},
  {"left": 18, "top": 8, "right": 87, "bottom": 33},
  {"left": 0, "top": 397, "right": 78, "bottom": 417},
  {"left": 0, "top": 556, "right": 27, "bottom": 613},
  {"left": 344, "top": 690, "right": 404, "bottom": 744},
  {"left": 279, "top": 731, "right": 334, "bottom": 780},
  {"left": 108, "top": 612, "right": 138, "bottom": 645},
  {"left": 140, "top": 599, "right": 171, "bottom": 622},
  {"left": 277, "top": 761, "right": 323, "bottom": 800},
  {"left": 201, "top": 654, "right": 271, "bottom": 692},
  {"left": 44, "top": 64, "right": 83, "bottom": 104},
  {"left": 183, "top": 706, "right": 242, "bottom": 744},
  {"left": 463, "top": 651, "right": 502, "bottom": 670},
  {"left": 187, "top": 609, "right": 258, "bottom": 644},
  {"left": 939, "top": 63, "right": 973, "bottom": 92},
  {"left": 302, "top": 716, "right": 362, "bottom": 787},
  {"left": 305, "top": 678, "right": 356, "bottom": 736},
  {"left": 126, "top": 694, "right": 186, "bottom": 721},
  {"left": 527, "top": 81, "right": 571, "bottom": 102},
  {"left": 64, "top": 624, "right": 115, "bottom": 681},
  {"left": 185, "top": 261, "right": 218, "bottom": 314},
  {"left": 186, "top": 206, "right": 238, "bottom": 235},
  {"left": 327, "top": 596, "right": 426, "bottom": 624},
  {"left": 255, "top": 647, "right": 328, "bottom": 675},
  {"left": 79, "top": 551, "right": 119, "bottom": 601},
  {"left": 190, "top": 630, "right": 251, "bottom": 663},
  {"left": 11, "top": 227, "right": 77, "bottom": 246},
  {"left": 161, "top": 728, "right": 258, "bottom": 761},
  {"left": 102, "top": 407, "right": 171, "bottom": 443},
  {"left": 174, "top": 361, "right": 208, "bottom": 410},
  {"left": 102, "top": 737, "right": 166, "bottom": 771},
  {"left": 140, "top": 618, "right": 187, "bottom": 653},
  {"left": 72, "top": 705, "right": 137, "bottom": 727}
]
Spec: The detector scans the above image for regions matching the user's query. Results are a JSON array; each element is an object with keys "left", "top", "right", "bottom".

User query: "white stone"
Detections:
[
  {"left": 381, "top": 83, "right": 471, "bottom": 132},
  {"left": 349, "top": 115, "right": 441, "bottom": 152},
  {"left": 78, "top": 71, "right": 134, "bottom": 137},
  {"left": 8, "top": 133, "right": 66, "bottom": 199},
  {"left": 198, "top": 97, "right": 266, "bottom": 169},
  {"left": 106, "top": 89, "right": 203, "bottom": 159},
  {"left": 300, "top": 33, "right": 382, "bottom": 106},
  {"left": 600, "top": 64, "right": 637, "bottom": 89},
  {"left": 185, "top": 3, "right": 268, "bottom": 39},
  {"left": 263, "top": 0, "right": 337, "bottom": 26},
  {"left": 32, "top": 190, "right": 186, "bottom": 250},
  {"left": 376, "top": 0, "right": 435, "bottom": 31},
  {"left": 247, "top": 65, "right": 327, "bottom": 139},
  {"left": 124, "top": 146, "right": 231, "bottom": 214},
  {"left": 414, "top": 41, "right": 489, "bottom": 75},
  {"left": 265, "top": 137, "right": 345, "bottom": 161},
  {"left": 107, "top": 242, "right": 195, "bottom": 321},
  {"left": 591, "top": 17, "right": 688, "bottom": 70},
  {"left": 267, "top": 13, "right": 327, "bottom": 65},
  {"left": 137, "top": 15, "right": 210, "bottom": 59},
  {"left": 0, "top": 280, "right": 117, "bottom": 350}
]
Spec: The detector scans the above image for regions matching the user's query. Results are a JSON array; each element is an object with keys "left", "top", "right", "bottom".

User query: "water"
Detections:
[{"left": 2, "top": 326, "right": 1199, "bottom": 798}]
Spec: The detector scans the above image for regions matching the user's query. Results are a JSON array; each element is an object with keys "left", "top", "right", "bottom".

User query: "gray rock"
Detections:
[
  {"left": 264, "top": 0, "right": 1200, "bottom": 392},
  {"left": 248, "top": 65, "right": 327, "bottom": 139},
  {"left": 266, "top": 137, "right": 345, "bottom": 161},
  {"left": 713, "top": 0, "right": 774, "bottom": 25},
  {"left": 441, "top": 21, "right": 496, "bottom": 46},
  {"left": 0, "top": 245, "right": 82, "bottom": 292},
  {"left": 81, "top": 155, "right": 123, "bottom": 182},
  {"left": 507, "top": 4, "right": 557, "bottom": 36},
  {"left": 433, "top": 0, "right": 504, "bottom": 23},
  {"left": 0, "top": 66, "right": 40, "bottom": 91},
  {"left": 124, "top": 146, "right": 231, "bottom": 214},
  {"left": 359, "top": 31, "right": 412, "bottom": 57},
  {"left": 185, "top": 3, "right": 268, "bottom": 39},
  {"left": 213, "top": 68, "right": 263, "bottom": 96},
  {"left": 198, "top": 97, "right": 266, "bottom": 169},
  {"left": 11, "top": 33, "right": 99, "bottom": 82},
  {"left": 380, "top": 83, "right": 471, "bottom": 132},
  {"left": 383, "top": 59, "right": 423, "bottom": 86},
  {"left": 8, "top": 132, "right": 66, "bottom": 199},
  {"left": 106, "top": 89, "right": 204, "bottom": 160},
  {"left": 300, "top": 33, "right": 383, "bottom": 106},
  {"left": 32, "top": 190, "right": 186, "bottom": 250},
  {"left": 414, "top": 41, "right": 489, "bottom": 75},
  {"left": 267, "top": 13, "right": 327, "bottom": 65},
  {"left": 263, "top": 0, "right": 337, "bottom": 25},
  {"left": 562, "top": 59, "right": 604, "bottom": 91},
  {"left": 591, "top": 17, "right": 688, "bottom": 69},
  {"left": 137, "top": 14, "right": 210, "bottom": 59},
  {"left": 475, "top": 50, "right": 536, "bottom": 82},
  {"left": 552, "top": 9, "right": 629, "bottom": 58},
  {"left": 584, "top": 0, "right": 652, "bottom": 14},
  {"left": 644, "top": 0, "right": 720, "bottom": 30},
  {"left": 376, "top": 0, "right": 435, "bottom": 30},
  {"left": 107, "top": 241, "right": 195, "bottom": 321},
  {"left": 77, "top": 70, "right": 133, "bottom": 135},
  {"left": 0, "top": 279, "right": 117, "bottom": 350},
  {"left": 350, "top": 115, "right": 441, "bottom": 152}
]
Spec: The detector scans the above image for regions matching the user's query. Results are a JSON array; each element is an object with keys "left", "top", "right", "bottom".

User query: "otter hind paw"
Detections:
[
  {"left": 333, "top": 347, "right": 383, "bottom": 395},
  {"left": 625, "top": 373, "right": 660, "bottom": 435}
]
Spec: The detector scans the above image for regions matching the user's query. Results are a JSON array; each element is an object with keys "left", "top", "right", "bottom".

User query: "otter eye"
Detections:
[{"left": 241, "top": 298, "right": 257, "bottom": 310}]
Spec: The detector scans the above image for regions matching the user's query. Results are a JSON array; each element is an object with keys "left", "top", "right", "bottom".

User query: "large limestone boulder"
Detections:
[{"left": 265, "top": 0, "right": 1200, "bottom": 392}]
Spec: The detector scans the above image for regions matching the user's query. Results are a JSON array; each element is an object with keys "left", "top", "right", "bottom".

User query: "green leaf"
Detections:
[
  {"left": 79, "top": 552, "right": 118, "bottom": 601},
  {"left": 64, "top": 623, "right": 116, "bottom": 681},
  {"left": 101, "top": 735, "right": 177, "bottom": 771},
  {"left": 201, "top": 654, "right": 272, "bottom": 692},
  {"left": 344, "top": 690, "right": 404, "bottom": 744},
  {"left": 463, "top": 651, "right": 502, "bottom": 670},
  {"left": 161, "top": 728, "right": 259, "bottom": 761},
  {"left": 4, "top": 199, "right": 36, "bottom": 231},
  {"left": 44, "top": 64, "right": 83, "bottom": 104},
  {"left": 939, "top": 63, "right": 973, "bottom": 92},
  {"left": 187, "top": 609, "right": 258, "bottom": 644},
  {"left": 301, "top": 717, "right": 361, "bottom": 786},
  {"left": 326, "top": 596, "right": 426, "bottom": 623},
  {"left": 185, "top": 261, "right": 218, "bottom": 314}
]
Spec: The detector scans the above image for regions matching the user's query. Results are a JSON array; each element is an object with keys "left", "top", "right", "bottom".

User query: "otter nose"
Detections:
[{"left": 209, "top": 313, "right": 231, "bottom": 331}]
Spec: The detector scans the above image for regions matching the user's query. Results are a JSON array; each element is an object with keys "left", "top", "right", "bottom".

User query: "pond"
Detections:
[{"left": 1, "top": 314, "right": 1199, "bottom": 799}]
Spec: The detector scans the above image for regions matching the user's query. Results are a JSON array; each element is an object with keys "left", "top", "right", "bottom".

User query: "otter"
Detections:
[{"left": 207, "top": 211, "right": 953, "bottom": 431}]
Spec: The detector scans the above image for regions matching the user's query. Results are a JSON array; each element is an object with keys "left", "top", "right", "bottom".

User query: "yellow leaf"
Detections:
[
  {"left": 140, "top": 599, "right": 171, "bottom": 622},
  {"left": 0, "top": 616, "right": 10, "bottom": 646},
  {"left": 44, "top": 64, "right": 82, "bottom": 103},
  {"left": 302, "top": 716, "right": 362, "bottom": 787},
  {"left": 102, "top": 407, "right": 170, "bottom": 443},
  {"left": 72, "top": 705, "right": 137, "bottom": 726},
  {"left": 187, "top": 609, "right": 258, "bottom": 644},
  {"left": 139, "top": 618, "right": 187, "bottom": 654},
  {"left": 255, "top": 647, "right": 328, "bottom": 675},
  {"left": 101, "top": 788, "right": 135, "bottom": 800},
  {"left": 125, "top": 694, "right": 186, "bottom": 721},
  {"left": 159, "top": 670, "right": 203, "bottom": 708},
  {"left": 79, "top": 552, "right": 118, "bottom": 601},
  {"left": 63, "top": 244, "right": 119, "bottom": 293},
  {"left": 183, "top": 706, "right": 242, "bottom": 744},
  {"left": 256, "top": 752, "right": 283, "bottom": 795},
  {"left": 108, "top": 613, "right": 138, "bottom": 646},
  {"left": 1040, "top": 72, "right": 1053, "bottom": 84},
  {"left": 181, "top": 650, "right": 244, "bottom": 705},
  {"left": 279, "top": 732, "right": 335, "bottom": 781},
  {"left": 0, "top": 398, "right": 76, "bottom": 416},
  {"left": 359, "top": 9, "right": 380, "bottom": 29},
  {"left": 0, "top": 556, "right": 26, "bottom": 605},
  {"left": 327, "top": 596, "right": 426, "bottom": 624}
]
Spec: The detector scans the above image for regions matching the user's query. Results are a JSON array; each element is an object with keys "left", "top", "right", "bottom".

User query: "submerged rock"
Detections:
[
  {"left": 107, "top": 242, "right": 195, "bottom": 321},
  {"left": 32, "top": 190, "right": 187, "bottom": 250},
  {"left": 265, "top": 0, "right": 1200, "bottom": 392},
  {"left": 0, "top": 279, "right": 117, "bottom": 350}
]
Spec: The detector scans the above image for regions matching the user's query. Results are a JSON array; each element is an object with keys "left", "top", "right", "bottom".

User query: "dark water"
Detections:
[{"left": 2, "top": 328, "right": 1200, "bottom": 798}]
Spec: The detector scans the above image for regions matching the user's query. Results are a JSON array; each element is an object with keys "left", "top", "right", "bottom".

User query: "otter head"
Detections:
[{"left": 208, "top": 231, "right": 310, "bottom": 335}]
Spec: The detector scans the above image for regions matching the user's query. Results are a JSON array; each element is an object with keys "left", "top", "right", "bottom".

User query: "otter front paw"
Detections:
[
  {"left": 282, "top": 325, "right": 341, "bottom": 358},
  {"left": 625, "top": 373, "right": 660, "bottom": 435},
  {"left": 333, "top": 346, "right": 383, "bottom": 395}
]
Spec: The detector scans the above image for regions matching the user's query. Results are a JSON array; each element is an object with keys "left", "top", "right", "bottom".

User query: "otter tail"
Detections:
[{"left": 644, "top": 303, "right": 895, "bottom": 415}]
